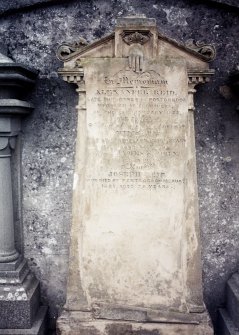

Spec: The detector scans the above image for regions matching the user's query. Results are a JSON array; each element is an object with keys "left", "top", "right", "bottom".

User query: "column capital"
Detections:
[{"left": 0, "top": 50, "right": 37, "bottom": 121}]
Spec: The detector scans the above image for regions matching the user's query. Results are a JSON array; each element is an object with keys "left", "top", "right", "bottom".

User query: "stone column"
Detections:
[
  {"left": 0, "top": 48, "right": 47, "bottom": 334},
  {"left": 0, "top": 131, "right": 19, "bottom": 263}
]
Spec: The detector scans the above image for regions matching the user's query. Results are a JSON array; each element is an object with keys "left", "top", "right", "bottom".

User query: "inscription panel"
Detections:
[{"left": 80, "top": 58, "right": 190, "bottom": 310}]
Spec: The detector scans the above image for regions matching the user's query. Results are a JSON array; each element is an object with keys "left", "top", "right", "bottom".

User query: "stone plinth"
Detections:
[
  {"left": 56, "top": 16, "right": 215, "bottom": 335},
  {"left": 0, "top": 47, "right": 47, "bottom": 334}
]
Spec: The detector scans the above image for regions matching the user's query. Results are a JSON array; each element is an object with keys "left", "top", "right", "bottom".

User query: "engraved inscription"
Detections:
[
  {"left": 86, "top": 67, "right": 188, "bottom": 191},
  {"left": 80, "top": 58, "right": 191, "bottom": 309}
]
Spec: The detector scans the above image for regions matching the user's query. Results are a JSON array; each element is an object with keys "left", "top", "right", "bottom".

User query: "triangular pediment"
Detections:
[
  {"left": 57, "top": 32, "right": 215, "bottom": 63},
  {"left": 57, "top": 16, "right": 215, "bottom": 73}
]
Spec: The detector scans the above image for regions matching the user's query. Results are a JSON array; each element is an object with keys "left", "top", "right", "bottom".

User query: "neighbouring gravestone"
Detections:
[
  {"left": 0, "top": 46, "right": 47, "bottom": 335},
  {"left": 56, "top": 15, "right": 215, "bottom": 335}
]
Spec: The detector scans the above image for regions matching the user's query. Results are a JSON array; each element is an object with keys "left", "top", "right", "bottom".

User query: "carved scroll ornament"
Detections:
[
  {"left": 57, "top": 38, "right": 88, "bottom": 61},
  {"left": 185, "top": 39, "right": 216, "bottom": 61}
]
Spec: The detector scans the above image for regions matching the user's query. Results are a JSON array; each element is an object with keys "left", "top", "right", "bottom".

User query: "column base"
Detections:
[
  {"left": 0, "top": 249, "right": 19, "bottom": 263},
  {"left": 0, "top": 306, "right": 47, "bottom": 335},
  {"left": 0, "top": 258, "right": 47, "bottom": 332},
  {"left": 57, "top": 310, "right": 214, "bottom": 335}
]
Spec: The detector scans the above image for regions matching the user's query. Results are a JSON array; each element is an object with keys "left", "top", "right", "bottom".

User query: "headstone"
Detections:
[{"left": 56, "top": 16, "right": 215, "bottom": 335}]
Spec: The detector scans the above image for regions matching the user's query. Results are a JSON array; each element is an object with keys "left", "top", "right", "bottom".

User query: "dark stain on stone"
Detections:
[
  {"left": 106, "top": 323, "right": 161, "bottom": 335},
  {"left": 106, "top": 323, "right": 133, "bottom": 335},
  {"left": 71, "top": 325, "right": 101, "bottom": 335}
]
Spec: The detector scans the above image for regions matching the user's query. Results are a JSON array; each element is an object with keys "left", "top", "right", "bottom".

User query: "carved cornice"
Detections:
[
  {"left": 185, "top": 39, "right": 216, "bottom": 62},
  {"left": 58, "top": 66, "right": 84, "bottom": 85},
  {"left": 121, "top": 31, "right": 152, "bottom": 45},
  {"left": 188, "top": 70, "right": 215, "bottom": 85},
  {"left": 57, "top": 38, "right": 88, "bottom": 61}
]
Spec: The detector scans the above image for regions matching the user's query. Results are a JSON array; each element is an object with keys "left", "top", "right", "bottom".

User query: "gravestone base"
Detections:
[
  {"left": 57, "top": 311, "right": 213, "bottom": 335},
  {"left": 0, "top": 258, "right": 47, "bottom": 333},
  {"left": 0, "top": 306, "right": 47, "bottom": 335}
]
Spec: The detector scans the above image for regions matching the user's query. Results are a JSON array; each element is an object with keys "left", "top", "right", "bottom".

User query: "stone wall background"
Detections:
[{"left": 0, "top": 0, "right": 238, "bottom": 330}]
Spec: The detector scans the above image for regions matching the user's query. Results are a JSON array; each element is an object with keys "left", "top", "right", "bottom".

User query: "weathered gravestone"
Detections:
[{"left": 56, "top": 15, "right": 215, "bottom": 335}]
